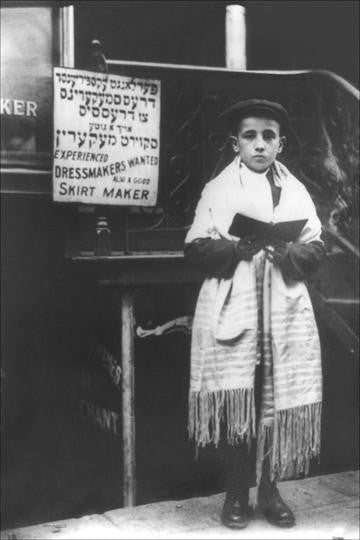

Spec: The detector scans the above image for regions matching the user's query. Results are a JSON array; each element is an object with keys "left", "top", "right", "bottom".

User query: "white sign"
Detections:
[{"left": 53, "top": 67, "right": 161, "bottom": 206}]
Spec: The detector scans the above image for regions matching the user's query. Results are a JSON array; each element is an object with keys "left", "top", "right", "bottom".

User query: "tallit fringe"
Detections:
[
  {"left": 257, "top": 402, "right": 322, "bottom": 482},
  {"left": 188, "top": 388, "right": 256, "bottom": 448},
  {"left": 256, "top": 422, "right": 273, "bottom": 485}
]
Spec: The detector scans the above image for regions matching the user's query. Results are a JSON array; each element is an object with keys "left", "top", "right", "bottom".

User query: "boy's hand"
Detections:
[
  {"left": 265, "top": 239, "right": 290, "bottom": 265},
  {"left": 236, "top": 236, "right": 265, "bottom": 261}
]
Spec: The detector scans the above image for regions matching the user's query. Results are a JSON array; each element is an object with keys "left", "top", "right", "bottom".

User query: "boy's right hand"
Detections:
[{"left": 235, "top": 236, "right": 265, "bottom": 261}]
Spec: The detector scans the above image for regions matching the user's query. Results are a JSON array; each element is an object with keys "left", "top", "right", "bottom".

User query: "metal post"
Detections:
[
  {"left": 121, "top": 289, "right": 136, "bottom": 506},
  {"left": 225, "top": 4, "right": 247, "bottom": 69},
  {"left": 60, "top": 4, "right": 75, "bottom": 68}
]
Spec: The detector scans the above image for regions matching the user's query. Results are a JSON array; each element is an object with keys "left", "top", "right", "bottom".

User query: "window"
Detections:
[{"left": 1, "top": 4, "right": 59, "bottom": 169}]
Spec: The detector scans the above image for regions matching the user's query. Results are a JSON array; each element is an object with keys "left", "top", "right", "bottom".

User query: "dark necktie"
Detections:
[{"left": 266, "top": 169, "right": 281, "bottom": 208}]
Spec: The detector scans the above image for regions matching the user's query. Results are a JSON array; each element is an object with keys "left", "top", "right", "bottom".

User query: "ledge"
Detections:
[{"left": 66, "top": 251, "right": 203, "bottom": 285}]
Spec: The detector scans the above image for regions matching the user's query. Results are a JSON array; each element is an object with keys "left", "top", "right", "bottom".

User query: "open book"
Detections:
[{"left": 228, "top": 214, "right": 308, "bottom": 243}]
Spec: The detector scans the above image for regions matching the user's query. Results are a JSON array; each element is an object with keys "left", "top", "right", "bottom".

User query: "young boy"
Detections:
[{"left": 184, "top": 99, "right": 325, "bottom": 529}]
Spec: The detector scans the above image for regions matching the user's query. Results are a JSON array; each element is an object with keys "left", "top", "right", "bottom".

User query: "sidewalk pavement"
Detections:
[{"left": 1, "top": 470, "right": 359, "bottom": 539}]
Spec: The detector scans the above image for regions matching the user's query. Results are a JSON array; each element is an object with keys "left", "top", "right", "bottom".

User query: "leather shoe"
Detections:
[
  {"left": 221, "top": 491, "right": 251, "bottom": 529},
  {"left": 258, "top": 485, "right": 295, "bottom": 528}
]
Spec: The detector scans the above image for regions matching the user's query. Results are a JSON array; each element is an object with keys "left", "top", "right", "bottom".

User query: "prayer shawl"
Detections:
[{"left": 185, "top": 157, "right": 323, "bottom": 482}]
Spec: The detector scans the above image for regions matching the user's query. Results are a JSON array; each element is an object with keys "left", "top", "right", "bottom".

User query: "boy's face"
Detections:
[{"left": 232, "top": 116, "right": 284, "bottom": 173}]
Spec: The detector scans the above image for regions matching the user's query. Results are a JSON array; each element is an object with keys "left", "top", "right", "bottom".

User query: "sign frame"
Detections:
[{"left": 52, "top": 66, "right": 161, "bottom": 207}]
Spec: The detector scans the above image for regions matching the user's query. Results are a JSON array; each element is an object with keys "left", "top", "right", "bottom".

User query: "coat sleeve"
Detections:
[
  {"left": 280, "top": 240, "right": 326, "bottom": 280},
  {"left": 184, "top": 238, "right": 239, "bottom": 279}
]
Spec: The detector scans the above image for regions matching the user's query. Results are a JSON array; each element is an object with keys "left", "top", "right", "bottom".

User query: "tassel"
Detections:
[
  {"left": 256, "top": 402, "right": 322, "bottom": 482},
  {"left": 255, "top": 423, "right": 273, "bottom": 484},
  {"left": 188, "top": 387, "right": 255, "bottom": 448}
]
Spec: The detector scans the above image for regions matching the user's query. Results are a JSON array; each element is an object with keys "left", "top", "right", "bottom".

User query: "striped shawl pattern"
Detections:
[{"left": 187, "top": 159, "right": 323, "bottom": 482}]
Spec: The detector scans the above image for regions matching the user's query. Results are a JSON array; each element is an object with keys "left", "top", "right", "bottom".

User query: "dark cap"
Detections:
[{"left": 219, "top": 98, "right": 290, "bottom": 133}]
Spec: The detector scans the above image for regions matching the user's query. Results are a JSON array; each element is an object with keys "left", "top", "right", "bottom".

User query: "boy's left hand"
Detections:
[{"left": 265, "top": 239, "right": 290, "bottom": 265}]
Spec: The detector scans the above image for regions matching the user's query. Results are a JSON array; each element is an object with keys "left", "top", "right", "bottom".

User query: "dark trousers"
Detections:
[{"left": 224, "top": 362, "right": 267, "bottom": 494}]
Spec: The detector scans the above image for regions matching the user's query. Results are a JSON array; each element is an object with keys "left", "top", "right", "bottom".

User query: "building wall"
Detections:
[{"left": 75, "top": 1, "right": 359, "bottom": 86}]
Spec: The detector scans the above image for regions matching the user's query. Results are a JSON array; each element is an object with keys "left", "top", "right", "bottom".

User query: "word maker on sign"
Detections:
[{"left": 1, "top": 98, "right": 38, "bottom": 117}]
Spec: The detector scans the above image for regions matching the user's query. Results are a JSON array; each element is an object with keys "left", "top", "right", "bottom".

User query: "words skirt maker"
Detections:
[{"left": 54, "top": 152, "right": 159, "bottom": 200}]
